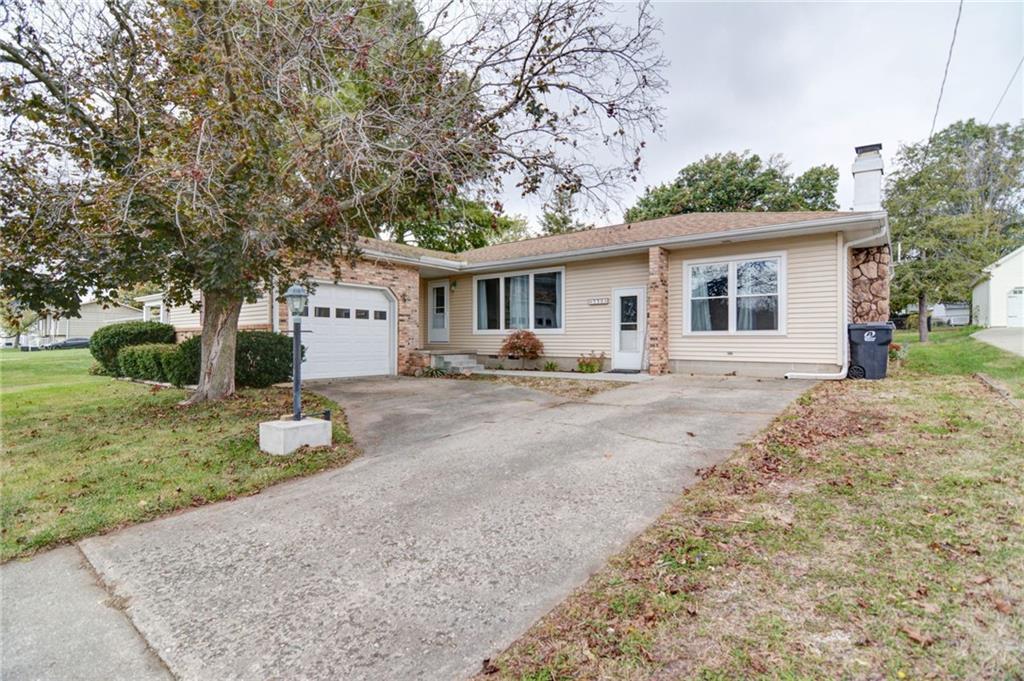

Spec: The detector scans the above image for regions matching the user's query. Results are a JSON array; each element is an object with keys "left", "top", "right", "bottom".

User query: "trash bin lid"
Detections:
[{"left": 848, "top": 322, "right": 895, "bottom": 330}]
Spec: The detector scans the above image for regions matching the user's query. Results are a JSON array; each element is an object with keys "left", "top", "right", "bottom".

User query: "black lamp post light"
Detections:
[
  {"left": 258, "top": 283, "right": 332, "bottom": 455},
  {"left": 283, "top": 284, "right": 308, "bottom": 421}
]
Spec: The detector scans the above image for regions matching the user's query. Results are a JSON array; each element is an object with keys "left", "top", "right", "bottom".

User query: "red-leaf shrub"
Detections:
[{"left": 500, "top": 330, "right": 544, "bottom": 369}]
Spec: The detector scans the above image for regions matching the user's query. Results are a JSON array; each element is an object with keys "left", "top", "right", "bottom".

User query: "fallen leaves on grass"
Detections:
[
  {"left": 482, "top": 375, "right": 1024, "bottom": 680},
  {"left": 900, "top": 625, "right": 936, "bottom": 647}
]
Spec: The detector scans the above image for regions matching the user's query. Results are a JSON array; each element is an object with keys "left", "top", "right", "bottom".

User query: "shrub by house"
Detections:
[
  {"left": 164, "top": 331, "right": 297, "bottom": 389},
  {"left": 89, "top": 321, "right": 177, "bottom": 374},
  {"left": 500, "top": 330, "right": 544, "bottom": 369},
  {"left": 117, "top": 343, "right": 178, "bottom": 382}
]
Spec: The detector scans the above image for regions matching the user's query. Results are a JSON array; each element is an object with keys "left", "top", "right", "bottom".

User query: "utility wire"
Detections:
[
  {"left": 928, "top": 0, "right": 964, "bottom": 142},
  {"left": 986, "top": 54, "right": 1024, "bottom": 125}
]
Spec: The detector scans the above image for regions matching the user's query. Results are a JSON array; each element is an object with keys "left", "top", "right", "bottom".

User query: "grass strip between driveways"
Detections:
[
  {"left": 1, "top": 349, "right": 356, "bottom": 561},
  {"left": 483, "top": 329, "right": 1024, "bottom": 680},
  {"left": 894, "top": 326, "right": 1024, "bottom": 398}
]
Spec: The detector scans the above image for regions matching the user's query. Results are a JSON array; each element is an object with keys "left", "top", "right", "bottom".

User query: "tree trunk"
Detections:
[
  {"left": 918, "top": 291, "right": 929, "bottom": 344},
  {"left": 12, "top": 333, "right": 19, "bottom": 349},
  {"left": 182, "top": 290, "right": 243, "bottom": 404}
]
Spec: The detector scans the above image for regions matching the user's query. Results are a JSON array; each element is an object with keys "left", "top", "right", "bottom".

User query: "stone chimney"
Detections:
[{"left": 851, "top": 143, "right": 883, "bottom": 211}]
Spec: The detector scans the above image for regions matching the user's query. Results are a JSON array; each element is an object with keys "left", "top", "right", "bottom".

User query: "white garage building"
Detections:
[{"left": 972, "top": 245, "right": 1024, "bottom": 328}]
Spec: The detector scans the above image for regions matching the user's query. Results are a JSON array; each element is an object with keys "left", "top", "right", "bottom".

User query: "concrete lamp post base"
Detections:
[{"left": 259, "top": 417, "right": 332, "bottom": 456}]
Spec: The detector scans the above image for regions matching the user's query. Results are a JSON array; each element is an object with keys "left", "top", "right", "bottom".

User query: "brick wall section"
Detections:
[
  {"left": 646, "top": 246, "right": 670, "bottom": 375},
  {"left": 850, "top": 245, "right": 891, "bottom": 323},
  {"left": 303, "top": 257, "right": 428, "bottom": 375}
]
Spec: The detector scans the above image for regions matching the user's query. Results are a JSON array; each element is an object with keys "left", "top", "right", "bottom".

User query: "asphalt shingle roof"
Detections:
[{"left": 359, "top": 211, "right": 878, "bottom": 265}]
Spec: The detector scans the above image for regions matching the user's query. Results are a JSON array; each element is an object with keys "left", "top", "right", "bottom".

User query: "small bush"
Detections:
[
  {"left": 577, "top": 351, "right": 605, "bottom": 373},
  {"left": 90, "top": 321, "right": 176, "bottom": 374},
  {"left": 165, "top": 331, "right": 297, "bottom": 388},
  {"left": 420, "top": 365, "right": 449, "bottom": 378},
  {"left": 499, "top": 330, "right": 544, "bottom": 369},
  {"left": 543, "top": 360, "right": 559, "bottom": 372},
  {"left": 117, "top": 343, "right": 178, "bottom": 382},
  {"left": 163, "top": 336, "right": 202, "bottom": 388}
]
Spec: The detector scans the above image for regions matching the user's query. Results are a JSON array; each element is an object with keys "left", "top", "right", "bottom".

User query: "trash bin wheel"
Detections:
[{"left": 848, "top": 365, "right": 866, "bottom": 379}]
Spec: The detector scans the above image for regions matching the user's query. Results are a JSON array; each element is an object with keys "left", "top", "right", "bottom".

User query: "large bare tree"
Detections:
[{"left": 1, "top": 0, "right": 666, "bottom": 401}]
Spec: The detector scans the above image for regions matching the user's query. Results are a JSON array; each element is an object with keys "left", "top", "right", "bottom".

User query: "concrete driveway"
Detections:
[
  {"left": 40, "top": 374, "right": 808, "bottom": 680},
  {"left": 973, "top": 327, "right": 1024, "bottom": 357}
]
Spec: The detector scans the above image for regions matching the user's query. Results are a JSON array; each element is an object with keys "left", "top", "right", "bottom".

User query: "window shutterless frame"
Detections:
[
  {"left": 472, "top": 266, "right": 565, "bottom": 335},
  {"left": 682, "top": 251, "right": 787, "bottom": 336}
]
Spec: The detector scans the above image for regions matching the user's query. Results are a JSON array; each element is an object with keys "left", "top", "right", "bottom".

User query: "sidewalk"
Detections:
[{"left": 1, "top": 547, "right": 171, "bottom": 681}]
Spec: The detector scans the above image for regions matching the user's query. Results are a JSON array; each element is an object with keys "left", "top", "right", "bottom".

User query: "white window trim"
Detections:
[
  {"left": 682, "top": 251, "right": 787, "bottom": 336},
  {"left": 472, "top": 266, "right": 566, "bottom": 335}
]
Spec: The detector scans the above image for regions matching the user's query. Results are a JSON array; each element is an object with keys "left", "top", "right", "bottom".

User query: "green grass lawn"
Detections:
[
  {"left": 894, "top": 325, "right": 1024, "bottom": 397},
  {"left": 486, "top": 330, "right": 1024, "bottom": 679},
  {"left": 1, "top": 349, "right": 356, "bottom": 561}
]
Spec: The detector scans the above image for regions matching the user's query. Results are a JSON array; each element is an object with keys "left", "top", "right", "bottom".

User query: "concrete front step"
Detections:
[{"left": 436, "top": 353, "right": 483, "bottom": 373}]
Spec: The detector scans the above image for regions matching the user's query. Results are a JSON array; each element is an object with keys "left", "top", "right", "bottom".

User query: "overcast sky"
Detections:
[{"left": 502, "top": 1, "right": 1023, "bottom": 231}]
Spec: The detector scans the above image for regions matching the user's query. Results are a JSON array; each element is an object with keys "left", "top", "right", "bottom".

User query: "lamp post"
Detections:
[{"left": 283, "top": 284, "right": 308, "bottom": 421}]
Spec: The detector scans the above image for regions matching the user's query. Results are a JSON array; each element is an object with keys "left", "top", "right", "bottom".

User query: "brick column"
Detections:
[
  {"left": 647, "top": 246, "right": 670, "bottom": 375},
  {"left": 850, "top": 245, "right": 891, "bottom": 323}
]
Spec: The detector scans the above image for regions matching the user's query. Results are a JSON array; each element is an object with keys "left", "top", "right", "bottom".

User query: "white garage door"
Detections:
[{"left": 295, "top": 284, "right": 395, "bottom": 379}]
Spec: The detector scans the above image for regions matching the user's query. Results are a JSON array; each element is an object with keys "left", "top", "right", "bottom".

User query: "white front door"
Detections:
[
  {"left": 612, "top": 287, "right": 645, "bottom": 371},
  {"left": 428, "top": 281, "right": 449, "bottom": 343},
  {"left": 1008, "top": 287, "right": 1024, "bottom": 328}
]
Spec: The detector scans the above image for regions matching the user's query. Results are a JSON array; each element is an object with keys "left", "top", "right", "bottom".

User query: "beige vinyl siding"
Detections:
[
  {"left": 165, "top": 292, "right": 202, "bottom": 329},
  {"left": 422, "top": 253, "right": 648, "bottom": 357},
  {"left": 36, "top": 302, "right": 141, "bottom": 338},
  {"left": 239, "top": 292, "right": 272, "bottom": 328},
  {"left": 667, "top": 233, "right": 843, "bottom": 366},
  {"left": 165, "top": 291, "right": 272, "bottom": 331}
]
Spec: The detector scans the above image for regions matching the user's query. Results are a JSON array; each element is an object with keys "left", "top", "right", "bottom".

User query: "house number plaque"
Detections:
[{"left": 588, "top": 297, "right": 610, "bottom": 306}]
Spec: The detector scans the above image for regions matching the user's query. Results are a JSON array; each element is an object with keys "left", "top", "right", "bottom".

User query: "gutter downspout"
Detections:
[{"left": 785, "top": 221, "right": 889, "bottom": 380}]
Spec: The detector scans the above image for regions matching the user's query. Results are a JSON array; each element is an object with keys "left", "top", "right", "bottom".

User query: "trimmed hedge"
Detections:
[
  {"left": 164, "top": 331, "right": 298, "bottom": 389},
  {"left": 90, "top": 321, "right": 176, "bottom": 374},
  {"left": 117, "top": 343, "right": 178, "bottom": 382}
]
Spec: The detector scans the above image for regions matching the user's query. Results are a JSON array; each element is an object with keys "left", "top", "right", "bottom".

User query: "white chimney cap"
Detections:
[{"left": 852, "top": 143, "right": 884, "bottom": 212}]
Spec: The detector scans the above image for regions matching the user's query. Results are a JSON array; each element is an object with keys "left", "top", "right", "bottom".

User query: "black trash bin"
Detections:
[{"left": 848, "top": 322, "right": 895, "bottom": 379}]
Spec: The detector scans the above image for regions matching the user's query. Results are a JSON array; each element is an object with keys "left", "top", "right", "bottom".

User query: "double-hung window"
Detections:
[
  {"left": 684, "top": 254, "right": 784, "bottom": 334},
  {"left": 475, "top": 268, "right": 564, "bottom": 333}
]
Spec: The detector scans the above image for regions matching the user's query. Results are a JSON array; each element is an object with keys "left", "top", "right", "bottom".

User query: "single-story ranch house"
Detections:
[
  {"left": 31, "top": 299, "right": 142, "bottom": 343},
  {"left": 147, "top": 145, "right": 892, "bottom": 380}
]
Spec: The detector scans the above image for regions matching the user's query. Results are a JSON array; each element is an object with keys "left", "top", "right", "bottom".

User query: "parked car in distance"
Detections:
[{"left": 47, "top": 337, "right": 91, "bottom": 350}]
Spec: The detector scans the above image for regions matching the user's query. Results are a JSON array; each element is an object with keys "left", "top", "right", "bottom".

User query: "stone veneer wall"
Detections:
[
  {"left": 293, "top": 257, "right": 429, "bottom": 375},
  {"left": 850, "top": 245, "right": 891, "bottom": 323},
  {"left": 646, "top": 247, "right": 670, "bottom": 375}
]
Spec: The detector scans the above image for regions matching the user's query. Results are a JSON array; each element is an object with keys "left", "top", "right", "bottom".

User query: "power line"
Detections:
[
  {"left": 928, "top": 0, "right": 964, "bottom": 142},
  {"left": 986, "top": 54, "right": 1024, "bottom": 125}
]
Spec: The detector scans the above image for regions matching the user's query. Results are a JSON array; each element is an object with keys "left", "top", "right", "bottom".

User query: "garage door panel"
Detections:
[{"left": 298, "top": 284, "right": 394, "bottom": 379}]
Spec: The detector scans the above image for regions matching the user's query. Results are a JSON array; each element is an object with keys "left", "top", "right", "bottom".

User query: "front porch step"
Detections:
[{"left": 434, "top": 353, "right": 484, "bottom": 374}]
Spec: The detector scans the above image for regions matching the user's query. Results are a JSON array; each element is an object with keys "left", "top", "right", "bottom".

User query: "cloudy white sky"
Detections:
[{"left": 502, "top": 1, "right": 1024, "bottom": 230}]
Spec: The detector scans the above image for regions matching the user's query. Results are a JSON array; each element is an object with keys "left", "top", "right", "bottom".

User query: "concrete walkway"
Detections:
[
  {"left": 973, "top": 327, "right": 1024, "bottom": 357},
  {"left": 1, "top": 547, "right": 171, "bottom": 681},
  {"left": 4, "top": 374, "right": 811, "bottom": 680}
]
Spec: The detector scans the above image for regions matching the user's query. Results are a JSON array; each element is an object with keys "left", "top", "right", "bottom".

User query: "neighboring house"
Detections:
[
  {"left": 972, "top": 245, "right": 1024, "bottom": 328},
  {"left": 30, "top": 299, "right": 142, "bottom": 342},
  {"left": 932, "top": 302, "right": 970, "bottom": 326},
  {"left": 897, "top": 301, "right": 971, "bottom": 327},
  {"left": 155, "top": 145, "right": 892, "bottom": 379}
]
